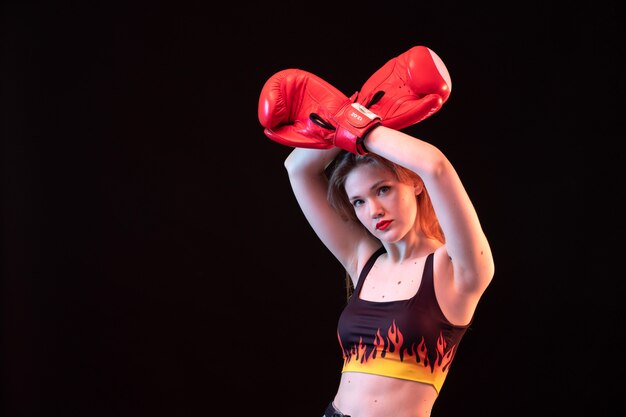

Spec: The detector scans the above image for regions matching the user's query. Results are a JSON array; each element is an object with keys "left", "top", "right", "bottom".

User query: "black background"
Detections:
[{"left": 2, "top": 1, "right": 624, "bottom": 416}]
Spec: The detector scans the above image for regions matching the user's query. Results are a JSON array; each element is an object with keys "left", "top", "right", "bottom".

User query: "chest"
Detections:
[{"left": 357, "top": 259, "right": 425, "bottom": 302}]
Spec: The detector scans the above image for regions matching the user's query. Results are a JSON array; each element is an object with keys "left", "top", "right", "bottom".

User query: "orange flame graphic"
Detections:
[{"left": 340, "top": 320, "right": 458, "bottom": 391}]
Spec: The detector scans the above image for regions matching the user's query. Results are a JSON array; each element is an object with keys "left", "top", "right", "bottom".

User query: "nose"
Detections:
[{"left": 369, "top": 200, "right": 384, "bottom": 219}]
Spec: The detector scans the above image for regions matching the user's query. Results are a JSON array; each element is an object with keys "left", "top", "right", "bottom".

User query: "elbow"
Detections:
[
  {"left": 283, "top": 158, "right": 293, "bottom": 174},
  {"left": 284, "top": 150, "right": 305, "bottom": 176},
  {"left": 284, "top": 147, "right": 338, "bottom": 177},
  {"left": 283, "top": 151, "right": 314, "bottom": 179},
  {"left": 284, "top": 151, "right": 296, "bottom": 173},
  {"left": 423, "top": 154, "right": 449, "bottom": 181}
]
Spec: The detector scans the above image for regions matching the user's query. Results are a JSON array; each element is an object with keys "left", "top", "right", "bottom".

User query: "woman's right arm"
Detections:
[{"left": 284, "top": 147, "right": 372, "bottom": 275}]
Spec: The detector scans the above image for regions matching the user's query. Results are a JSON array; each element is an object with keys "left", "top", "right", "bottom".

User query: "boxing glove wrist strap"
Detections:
[
  {"left": 309, "top": 103, "right": 380, "bottom": 155},
  {"left": 333, "top": 102, "right": 381, "bottom": 155}
]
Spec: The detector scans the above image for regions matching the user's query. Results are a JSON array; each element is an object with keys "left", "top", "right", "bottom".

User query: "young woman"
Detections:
[{"left": 259, "top": 47, "right": 495, "bottom": 417}]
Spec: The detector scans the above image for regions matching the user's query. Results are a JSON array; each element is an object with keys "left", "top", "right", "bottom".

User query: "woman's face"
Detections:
[{"left": 344, "top": 163, "right": 418, "bottom": 242}]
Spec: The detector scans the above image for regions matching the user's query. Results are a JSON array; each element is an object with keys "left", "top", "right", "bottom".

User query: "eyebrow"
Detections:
[{"left": 348, "top": 179, "right": 388, "bottom": 201}]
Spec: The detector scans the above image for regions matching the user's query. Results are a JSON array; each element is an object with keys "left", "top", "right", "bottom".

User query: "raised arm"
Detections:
[
  {"left": 284, "top": 147, "right": 374, "bottom": 275},
  {"left": 363, "top": 126, "right": 495, "bottom": 296},
  {"left": 257, "top": 47, "right": 493, "bottom": 289},
  {"left": 258, "top": 68, "right": 384, "bottom": 274}
]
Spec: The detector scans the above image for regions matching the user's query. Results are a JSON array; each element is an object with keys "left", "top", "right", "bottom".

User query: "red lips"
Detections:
[{"left": 376, "top": 220, "right": 392, "bottom": 230}]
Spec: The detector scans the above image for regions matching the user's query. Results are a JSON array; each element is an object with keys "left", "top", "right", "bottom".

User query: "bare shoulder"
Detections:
[
  {"left": 433, "top": 246, "right": 453, "bottom": 276},
  {"left": 349, "top": 239, "right": 385, "bottom": 286}
]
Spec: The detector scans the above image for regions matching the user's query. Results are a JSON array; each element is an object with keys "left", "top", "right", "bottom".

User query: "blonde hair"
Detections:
[{"left": 326, "top": 151, "right": 445, "bottom": 298}]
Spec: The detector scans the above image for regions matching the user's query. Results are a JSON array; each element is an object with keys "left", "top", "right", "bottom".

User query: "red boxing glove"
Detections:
[
  {"left": 258, "top": 68, "right": 381, "bottom": 155},
  {"left": 357, "top": 46, "right": 452, "bottom": 129}
]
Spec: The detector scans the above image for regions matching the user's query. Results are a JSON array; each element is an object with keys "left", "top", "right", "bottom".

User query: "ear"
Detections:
[{"left": 414, "top": 182, "right": 424, "bottom": 196}]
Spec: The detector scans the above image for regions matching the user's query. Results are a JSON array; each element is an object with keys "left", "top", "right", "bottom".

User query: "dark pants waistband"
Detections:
[{"left": 324, "top": 402, "right": 351, "bottom": 417}]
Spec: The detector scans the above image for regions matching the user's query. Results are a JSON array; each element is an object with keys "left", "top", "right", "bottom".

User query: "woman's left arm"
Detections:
[{"left": 364, "top": 126, "right": 495, "bottom": 295}]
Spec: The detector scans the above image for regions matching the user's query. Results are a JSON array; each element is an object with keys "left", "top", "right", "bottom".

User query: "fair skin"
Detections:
[{"left": 284, "top": 126, "right": 494, "bottom": 417}]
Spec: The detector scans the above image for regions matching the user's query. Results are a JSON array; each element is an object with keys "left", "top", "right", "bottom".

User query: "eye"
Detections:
[
  {"left": 352, "top": 199, "right": 364, "bottom": 208},
  {"left": 378, "top": 185, "right": 391, "bottom": 196}
]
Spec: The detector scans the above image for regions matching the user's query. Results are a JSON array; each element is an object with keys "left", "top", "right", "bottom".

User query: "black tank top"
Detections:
[{"left": 336, "top": 247, "right": 471, "bottom": 393}]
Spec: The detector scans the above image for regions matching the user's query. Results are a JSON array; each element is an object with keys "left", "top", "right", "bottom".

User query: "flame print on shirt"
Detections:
[{"left": 339, "top": 320, "right": 458, "bottom": 393}]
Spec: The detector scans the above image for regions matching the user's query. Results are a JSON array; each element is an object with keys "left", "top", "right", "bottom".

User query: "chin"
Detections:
[{"left": 378, "top": 233, "right": 402, "bottom": 244}]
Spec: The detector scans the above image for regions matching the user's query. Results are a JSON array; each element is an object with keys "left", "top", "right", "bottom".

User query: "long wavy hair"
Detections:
[{"left": 326, "top": 151, "right": 445, "bottom": 299}]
